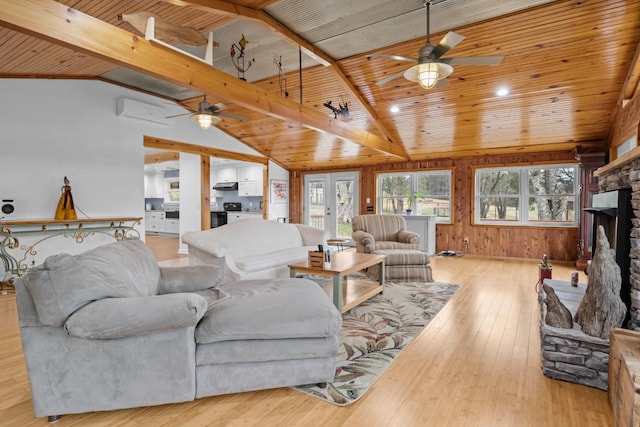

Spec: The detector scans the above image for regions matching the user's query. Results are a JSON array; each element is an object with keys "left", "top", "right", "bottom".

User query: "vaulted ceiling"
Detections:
[{"left": 1, "top": 0, "right": 639, "bottom": 170}]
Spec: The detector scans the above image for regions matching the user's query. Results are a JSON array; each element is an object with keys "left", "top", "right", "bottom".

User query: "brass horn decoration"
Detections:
[{"left": 54, "top": 176, "right": 77, "bottom": 220}]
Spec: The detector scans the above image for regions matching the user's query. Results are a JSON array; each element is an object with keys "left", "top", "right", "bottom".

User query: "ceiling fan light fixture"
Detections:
[
  {"left": 191, "top": 112, "right": 220, "bottom": 129},
  {"left": 417, "top": 62, "right": 453, "bottom": 89}
]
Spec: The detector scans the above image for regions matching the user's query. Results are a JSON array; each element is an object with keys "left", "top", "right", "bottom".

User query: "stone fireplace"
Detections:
[
  {"left": 539, "top": 152, "right": 639, "bottom": 390},
  {"left": 596, "top": 157, "right": 640, "bottom": 329}
]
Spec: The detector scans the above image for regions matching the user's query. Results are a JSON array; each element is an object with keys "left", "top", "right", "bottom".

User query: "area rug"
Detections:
[{"left": 293, "top": 275, "right": 460, "bottom": 405}]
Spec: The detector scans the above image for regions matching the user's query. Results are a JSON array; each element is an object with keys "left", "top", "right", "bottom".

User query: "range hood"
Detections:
[{"left": 212, "top": 182, "right": 238, "bottom": 191}]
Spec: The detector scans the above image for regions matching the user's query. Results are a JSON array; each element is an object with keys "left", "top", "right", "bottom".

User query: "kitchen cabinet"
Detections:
[
  {"left": 226, "top": 212, "right": 245, "bottom": 224},
  {"left": 237, "top": 166, "right": 264, "bottom": 196},
  {"left": 145, "top": 211, "right": 165, "bottom": 233},
  {"left": 239, "top": 181, "right": 262, "bottom": 197},
  {"left": 216, "top": 167, "right": 237, "bottom": 183},
  {"left": 144, "top": 172, "right": 164, "bottom": 198},
  {"left": 238, "top": 166, "right": 259, "bottom": 182},
  {"left": 160, "top": 219, "right": 179, "bottom": 234},
  {"left": 145, "top": 211, "right": 179, "bottom": 235}
]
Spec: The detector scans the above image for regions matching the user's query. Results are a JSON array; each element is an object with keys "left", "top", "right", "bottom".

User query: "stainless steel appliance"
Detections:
[
  {"left": 210, "top": 202, "right": 242, "bottom": 228},
  {"left": 210, "top": 211, "right": 227, "bottom": 228},
  {"left": 165, "top": 211, "right": 179, "bottom": 219},
  {"left": 212, "top": 182, "right": 238, "bottom": 191},
  {"left": 223, "top": 202, "right": 242, "bottom": 212}
]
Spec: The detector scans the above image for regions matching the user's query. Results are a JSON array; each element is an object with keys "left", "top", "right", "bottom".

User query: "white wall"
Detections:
[
  {"left": 0, "top": 79, "right": 281, "bottom": 269},
  {"left": 267, "top": 160, "right": 290, "bottom": 220}
]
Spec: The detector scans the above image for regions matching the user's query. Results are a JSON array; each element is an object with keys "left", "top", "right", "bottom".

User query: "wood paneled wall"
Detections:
[{"left": 290, "top": 150, "right": 581, "bottom": 262}]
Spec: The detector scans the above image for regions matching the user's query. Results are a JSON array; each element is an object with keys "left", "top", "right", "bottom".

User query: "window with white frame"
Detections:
[
  {"left": 475, "top": 165, "right": 578, "bottom": 226},
  {"left": 378, "top": 170, "right": 452, "bottom": 223}
]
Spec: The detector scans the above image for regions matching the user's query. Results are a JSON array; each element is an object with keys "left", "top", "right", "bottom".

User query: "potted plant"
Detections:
[{"left": 405, "top": 191, "right": 423, "bottom": 215}]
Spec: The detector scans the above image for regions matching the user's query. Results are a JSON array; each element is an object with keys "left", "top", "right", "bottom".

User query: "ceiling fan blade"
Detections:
[
  {"left": 444, "top": 56, "right": 504, "bottom": 66},
  {"left": 215, "top": 112, "right": 249, "bottom": 122},
  {"left": 430, "top": 32, "right": 466, "bottom": 59},
  {"left": 164, "top": 112, "right": 191, "bottom": 119},
  {"left": 435, "top": 78, "right": 449, "bottom": 89},
  {"left": 368, "top": 53, "right": 418, "bottom": 63},
  {"left": 375, "top": 69, "right": 410, "bottom": 86},
  {"left": 210, "top": 102, "right": 228, "bottom": 112}
]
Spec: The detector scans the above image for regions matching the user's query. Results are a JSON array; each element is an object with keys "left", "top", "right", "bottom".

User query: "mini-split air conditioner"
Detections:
[{"left": 116, "top": 98, "right": 169, "bottom": 125}]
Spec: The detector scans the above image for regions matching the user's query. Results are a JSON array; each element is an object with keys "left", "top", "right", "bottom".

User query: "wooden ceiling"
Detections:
[{"left": 0, "top": 0, "right": 639, "bottom": 170}]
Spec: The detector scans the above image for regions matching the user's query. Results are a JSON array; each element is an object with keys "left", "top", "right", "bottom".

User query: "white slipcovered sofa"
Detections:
[{"left": 182, "top": 219, "right": 330, "bottom": 279}]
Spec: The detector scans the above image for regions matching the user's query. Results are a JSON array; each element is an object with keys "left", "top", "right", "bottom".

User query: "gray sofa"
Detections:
[{"left": 15, "top": 239, "right": 342, "bottom": 421}]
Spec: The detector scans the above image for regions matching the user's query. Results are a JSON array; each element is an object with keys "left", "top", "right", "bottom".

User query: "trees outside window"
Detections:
[
  {"left": 475, "top": 165, "right": 578, "bottom": 226},
  {"left": 378, "top": 171, "right": 452, "bottom": 223}
]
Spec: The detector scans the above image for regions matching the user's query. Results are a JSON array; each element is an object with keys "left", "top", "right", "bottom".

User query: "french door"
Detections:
[{"left": 304, "top": 172, "right": 359, "bottom": 239}]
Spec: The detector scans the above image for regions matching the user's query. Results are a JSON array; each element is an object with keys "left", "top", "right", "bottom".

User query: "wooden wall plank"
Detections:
[{"left": 291, "top": 150, "right": 581, "bottom": 262}]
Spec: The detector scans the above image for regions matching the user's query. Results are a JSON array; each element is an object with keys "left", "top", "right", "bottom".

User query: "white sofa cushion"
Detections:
[
  {"left": 184, "top": 220, "right": 303, "bottom": 259},
  {"left": 234, "top": 246, "right": 317, "bottom": 273}
]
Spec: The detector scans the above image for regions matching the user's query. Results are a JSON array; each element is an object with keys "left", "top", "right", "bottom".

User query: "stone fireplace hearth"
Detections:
[{"left": 539, "top": 279, "right": 609, "bottom": 390}]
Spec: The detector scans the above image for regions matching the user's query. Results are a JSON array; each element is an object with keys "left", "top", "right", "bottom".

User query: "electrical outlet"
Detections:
[{"left": 463, "top": 237, "right": 469, "bottom": 244}]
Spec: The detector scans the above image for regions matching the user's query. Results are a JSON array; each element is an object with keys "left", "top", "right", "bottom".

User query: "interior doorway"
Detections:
[{"left": 304, "top": 172, "right": 359, "bottom": 239}]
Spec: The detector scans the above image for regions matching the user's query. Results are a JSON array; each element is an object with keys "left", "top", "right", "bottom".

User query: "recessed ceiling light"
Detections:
[
  {"left": 496, "top": 87, "right": 510, "bottom": 97},
  {"left": 390, "top": 105, "right": 400, "bottom": 113}
]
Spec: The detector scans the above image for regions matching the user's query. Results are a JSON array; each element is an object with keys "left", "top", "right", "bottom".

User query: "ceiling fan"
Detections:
[
  {"left": 166, "top": 96, "right": 249, "bottom": 129},
  {"left": 368, "top": 0, "right": 504, "bottom": 89}
]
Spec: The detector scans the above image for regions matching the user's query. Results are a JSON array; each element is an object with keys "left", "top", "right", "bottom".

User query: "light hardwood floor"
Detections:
[{"left": 0, "top": 240, "right": 613, "bottom": 426}]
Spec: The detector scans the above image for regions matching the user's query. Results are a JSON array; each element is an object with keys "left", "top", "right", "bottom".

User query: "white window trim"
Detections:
[{"left": 474, "top": 164, "right": 579, "bottom": 227}]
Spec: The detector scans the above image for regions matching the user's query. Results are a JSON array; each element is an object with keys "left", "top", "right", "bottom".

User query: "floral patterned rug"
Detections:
[{"left": 293, "top": 275, "right": 460, "bottom": 405}]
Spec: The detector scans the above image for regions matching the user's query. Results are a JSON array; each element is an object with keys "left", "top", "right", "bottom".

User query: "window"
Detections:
[
  {"left": 378, "top": 170, "right": 452, "bottom": 223},
  {"left": 475, "top": 165, "right": 578, "bottom": 226}
]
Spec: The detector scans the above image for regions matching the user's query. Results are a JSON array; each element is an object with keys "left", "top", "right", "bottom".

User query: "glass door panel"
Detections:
[{"left": 305, "top": 172, "right": 358, "bottom": 238}]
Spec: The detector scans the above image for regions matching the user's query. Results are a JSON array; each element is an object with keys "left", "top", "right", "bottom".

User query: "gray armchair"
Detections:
[{"left": 351, "top": 214, "right": 420, "bottom": 254}]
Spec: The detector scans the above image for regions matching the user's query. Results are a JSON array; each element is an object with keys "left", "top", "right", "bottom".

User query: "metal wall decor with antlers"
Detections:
[{"left": 230, "top": 34, "right": 255, "bottom": 81}]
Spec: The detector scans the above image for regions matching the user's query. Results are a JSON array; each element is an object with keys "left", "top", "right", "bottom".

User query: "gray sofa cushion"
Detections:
[
  {"left": 65, "top": 293, "right": 209, "bottom": 339},
  {"left": 158, "top": 265, "right": 225, "bottom": 294},
  {"left": 195, "top": 278, "right": 342, "bottom": 344},
  {"left": 196, "top": 335, "right": 340, "bottom": 365},
  {"left": 24, "top": 239, "right": 160, "bottom": 326}
]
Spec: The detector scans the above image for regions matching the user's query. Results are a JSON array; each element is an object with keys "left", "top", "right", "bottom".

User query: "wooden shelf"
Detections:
[{"left": 320, "top": 278, "right": 383, "bottom": 313}]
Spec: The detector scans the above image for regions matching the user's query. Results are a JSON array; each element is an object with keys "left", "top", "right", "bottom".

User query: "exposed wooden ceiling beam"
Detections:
[
  {"left": 144, "top": 136, "right": 269, "bottom": 164},
  {"left": 0, "top": 0, "right": 407, "bottom": 160},
  {"left": 144, "top": 151, "right": 179, "bottom": 164},
  {"left": 620, "top": 41, "right": 640, "bottom": 108},
  {"left": 161, "top": 0, "right": 407, "bottom": 157}
]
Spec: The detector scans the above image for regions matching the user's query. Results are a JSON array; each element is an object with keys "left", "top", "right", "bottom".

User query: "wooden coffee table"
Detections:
[{"left": 289, "top": 252, "right": 385, "bottom": 313}]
